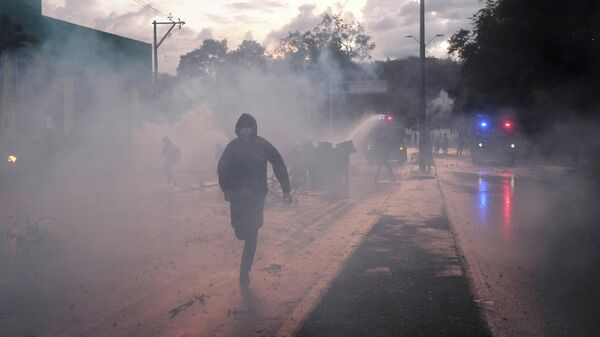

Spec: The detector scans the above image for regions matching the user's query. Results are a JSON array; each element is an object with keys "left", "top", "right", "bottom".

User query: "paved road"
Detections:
[
  {"left": 0, "top": 159, "right": 399, "bottom": 337},
  {"left": 437, "top": 155, "right": 600, "bottom": 337}
]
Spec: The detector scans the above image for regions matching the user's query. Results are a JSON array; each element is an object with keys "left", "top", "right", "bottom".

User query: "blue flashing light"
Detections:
[{"left": 480, "top": 121, "right": 488, "bottom": 128}]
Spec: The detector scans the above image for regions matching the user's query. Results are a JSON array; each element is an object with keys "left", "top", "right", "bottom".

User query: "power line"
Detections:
[{"left": 133, "top": 0, "right": 166, "bottom": 17}]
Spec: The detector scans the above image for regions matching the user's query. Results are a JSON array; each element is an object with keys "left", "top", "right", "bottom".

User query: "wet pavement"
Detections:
[
  {"left": 297, "top": 165, "right": 490, "bottom": 337},
  {"left": 437, "top": 155, "right": 600, "bottom": 337}
]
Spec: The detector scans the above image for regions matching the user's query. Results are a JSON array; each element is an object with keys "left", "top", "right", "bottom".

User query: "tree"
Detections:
[
  {"left": 177, "top": 39, "right": 228, "bottom": 78},
  {"left": 448, "top": 0, "right": 600, "bottom": 132},
  {"left": 279, "top": 14, "right": 375, "bottom": 68},
  {"left": 0, "top": 14, "right": 38, "bottom": 52},
  {"left": 228, "top": 40, "right": 266, "bottom": 69}
]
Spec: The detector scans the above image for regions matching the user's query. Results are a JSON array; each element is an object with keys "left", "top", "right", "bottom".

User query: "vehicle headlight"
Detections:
[
  {"left": 510, "top": 144, "right": 516, "bottom": 149},
  {"left": 6, "top": 155, "right": 17, "bottom": 164},
  {"left": 478, "top": 143, "right": 483, "bottom": 148}
]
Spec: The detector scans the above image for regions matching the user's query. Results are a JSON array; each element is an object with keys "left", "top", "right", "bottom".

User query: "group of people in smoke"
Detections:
[
  {"left": 160, "top": 113, "right": 360, "bottom": 287},
  {"left": 287, "top": 140, "right": 355, "bottom": 197},
  {"left": 160, "top": 113, "right": 404, "bottom": 287},
  {"left": 433, "top": 133, "right": 450, "bottom": 156}
]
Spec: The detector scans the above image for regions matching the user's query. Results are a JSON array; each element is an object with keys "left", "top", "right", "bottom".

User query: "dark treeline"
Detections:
[
  {"left": 448, "top": 0, "right": 600, "bottom": 135},
  {"left": 154, "top": 14, "right": 460, "bottom": 134}
]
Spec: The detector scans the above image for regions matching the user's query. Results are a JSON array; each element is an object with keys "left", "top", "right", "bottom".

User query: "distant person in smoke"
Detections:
[
  {"left": 434, "top": 133, "right": 441, "bottom": 155},
  {"left": 441, "top": 132, "right": 449, "bottom": 156},
  {"left": 423, "top": 137, "right": 434, "bottom": 171},
  {"left": 456, "top": 129, "right": 466, "bottom": 157},
  {"left": 218, "top": 113, "right": 292, "bottom": 288},
  {"left": 160, "top": 136, "right": 181, "bottom": 186},
  {"left": 373, "top": 135, "right": 396, "bottom": 183}
]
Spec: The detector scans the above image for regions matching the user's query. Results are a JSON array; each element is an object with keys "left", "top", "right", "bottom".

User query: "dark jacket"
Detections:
[
  {"left": 218, "top": 114, "right": 290, "bottom": 197},
  {"left": 218, "top": 114, "right": 290, "bottom": 233}
]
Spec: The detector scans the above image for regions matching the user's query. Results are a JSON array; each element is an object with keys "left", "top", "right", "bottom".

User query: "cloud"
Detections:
[
  {"left": 362, "top": 0, "right": 482, "bottom": 59},
  {"left": 42, "top": 0, "right": 485, "bottom": 73},
  {"left": 49, "top": 0, "right": 103, "bottom": 26},
  {"left": 93, "top": 9, "right": 156, "bottom": 42},
  {"left": 45, "top": 0, "right": 215, "bottom": 73},
  {"left": 227, "top": 1, "right": 289, "bottom": 12},
  {"left": 233, "top": 15, "right": 270, "bottom": 25},
  {"left": 262, "top": 4, "right": 358, "bottom": 50},
  {"left": 205, "top": 14, "right": 234, "bottom": 25}
]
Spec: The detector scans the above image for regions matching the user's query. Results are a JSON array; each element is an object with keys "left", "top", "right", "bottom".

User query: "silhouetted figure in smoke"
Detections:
[
  {"left": 441, "top": 132, "right": 449, "bottom": 156},
  {"left": 434, "top": 133, "right": 441, "bottom": 155},
  {"left": 218, "top": 114, "right": 292, "bottom": 288},
  {"left": 423, "top": 137, "right": 434, "bottom": 171},
  {"left": 333, "top": 141, "right": 356, "bottom": 197},
  {"left": 373, "top": 136, "right": 396, "bottom": 183},
  {"left": 456, "top": 129, "right": 466, "bottom": 157},
  {"left": 160, "top": 136, "right": 181, "bottom": 186}
]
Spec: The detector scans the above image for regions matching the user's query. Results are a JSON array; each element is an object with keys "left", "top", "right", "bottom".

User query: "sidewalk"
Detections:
[{"left": 295, "top": 164, "right": 491, "bottom": 337}]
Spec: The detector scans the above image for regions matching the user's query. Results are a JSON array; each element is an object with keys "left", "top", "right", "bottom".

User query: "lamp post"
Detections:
[
  {"left": 419, "top": 0, "right": 426, "bottom": 171},
  {"left": 405, "top": 14, "right": 444, "bottom": 171}
]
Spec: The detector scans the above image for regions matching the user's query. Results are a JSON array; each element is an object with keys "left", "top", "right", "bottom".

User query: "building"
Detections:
[{"left": 0, "top": 0, "right": 151, "bottom": 159}]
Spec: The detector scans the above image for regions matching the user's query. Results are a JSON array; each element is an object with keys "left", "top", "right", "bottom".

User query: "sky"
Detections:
[{"left": 42, "top": 0, "right": 484, "bottom": 73}]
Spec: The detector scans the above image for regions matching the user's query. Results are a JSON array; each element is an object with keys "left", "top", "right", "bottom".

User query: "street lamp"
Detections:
[{"left": 404, "top": 34, "right": 444, "bottom": 46}]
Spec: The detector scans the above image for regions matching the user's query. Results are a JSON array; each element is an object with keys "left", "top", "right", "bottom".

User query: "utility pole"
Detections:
[
  {"left": 153, "top": 17, "right": 185, "bottom": 83},
  {"left": 419, "top": 0, "right": 427, "bottom": 171}
]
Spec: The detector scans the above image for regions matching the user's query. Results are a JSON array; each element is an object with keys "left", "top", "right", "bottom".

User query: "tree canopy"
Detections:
[
  {"left": 448, "top": 0, "right": 600, "bottom": 132},
  {"left": 228, "top": 40, "right": 266, "bottom": 69},
  {"left": 279, "top": 14, "right": 375, "bottom": 68},
  {"left": 177, "top": 39, "right": 228, "bottom": 78}
]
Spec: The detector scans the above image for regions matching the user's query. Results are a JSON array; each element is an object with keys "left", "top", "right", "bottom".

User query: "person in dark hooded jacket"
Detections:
[{"left": 218, "top": 113, "right": 292, "bottom": 287}]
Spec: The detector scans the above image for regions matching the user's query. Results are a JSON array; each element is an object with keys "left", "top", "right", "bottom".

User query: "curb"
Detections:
[{"left": 435, "top": 160, "right": 496, "bottom": 336}]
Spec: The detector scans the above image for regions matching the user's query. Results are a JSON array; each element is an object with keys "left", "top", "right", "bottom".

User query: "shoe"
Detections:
[{"left": 239, "top": 271, "right": 250, "bottom": 288}]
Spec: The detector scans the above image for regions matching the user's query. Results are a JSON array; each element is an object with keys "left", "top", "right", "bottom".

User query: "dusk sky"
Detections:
[{"left": 42, "top": 0, "right": 484, "bottom": 73}]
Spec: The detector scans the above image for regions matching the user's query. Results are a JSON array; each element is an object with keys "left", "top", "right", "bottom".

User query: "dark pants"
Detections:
[
  {"left": 162, "top": 163, "right": 176, "bottom": 185},
  {"left": 240, "top": 230, "right": 258, "bottom": 273},
  {"left": 375, "top": 160, "right": 395, "bottom": 181},
  {"left": 231, "top": 195, "right": 265, "bottom": 273}
]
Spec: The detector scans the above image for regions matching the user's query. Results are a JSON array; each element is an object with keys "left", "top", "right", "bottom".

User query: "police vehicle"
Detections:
[
  {"left": 365, "top": 114, "right": 408, "bottom": 164},
  {"left": 471, "top": 114, "right": 519, "bottom": 165}
]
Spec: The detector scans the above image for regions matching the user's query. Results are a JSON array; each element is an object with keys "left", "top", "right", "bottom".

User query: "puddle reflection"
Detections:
[
  {"left": 502, "top": 175, "right": 514, "bottom": 242},
  {"left": 477, "top": 176, "right": 488, "bottom": 223},
  {"left": 477, "top": 174, "right": 515, "bottom": 243}
]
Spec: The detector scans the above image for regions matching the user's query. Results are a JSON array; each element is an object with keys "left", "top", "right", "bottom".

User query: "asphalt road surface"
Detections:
[
  {"left": 0, "top": 158, "right": 398, "bottom": 337},
  {"left": 437, "top": 154, "right": 600, "bottom": 337}
]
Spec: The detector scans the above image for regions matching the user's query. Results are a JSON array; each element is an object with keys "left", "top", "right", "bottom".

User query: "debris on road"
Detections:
[{"left": 168, "top": 293, "right": 206, "bottom": 318}]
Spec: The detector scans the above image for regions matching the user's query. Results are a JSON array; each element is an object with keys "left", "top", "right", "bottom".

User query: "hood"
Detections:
[{"left": 235, "top": 113, "right": 258, "bottom": 137}]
